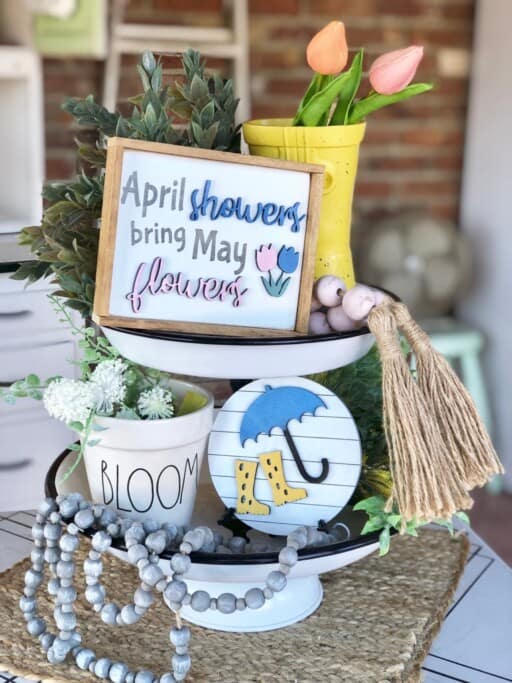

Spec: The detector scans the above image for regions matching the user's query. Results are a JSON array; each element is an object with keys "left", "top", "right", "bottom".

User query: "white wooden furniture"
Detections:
[
  {"left": 0, "top": 274, "right": 77, "bottom": 511},
  {"left": 0, "top": 47, "right": 44, "bottom": 235},
  {"left": 103, "top": 0, "right": 250, "bottom": 122}
]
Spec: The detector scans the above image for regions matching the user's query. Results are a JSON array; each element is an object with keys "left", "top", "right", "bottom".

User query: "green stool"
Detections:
[{"left": 420, "top": 317, "right": 501, "bottom": 493}]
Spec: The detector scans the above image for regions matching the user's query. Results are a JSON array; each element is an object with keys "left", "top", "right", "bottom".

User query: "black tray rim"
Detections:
[
  {"left": 101, "top": 285, "right": 399, "bottom": 347},
  {"left": 45, "top": 449, "right": 386, "bottom": 566}
]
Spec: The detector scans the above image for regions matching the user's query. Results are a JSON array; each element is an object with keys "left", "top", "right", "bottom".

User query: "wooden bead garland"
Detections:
[{"left": 21, "top": 494, "right": 336, "bottom": 682}]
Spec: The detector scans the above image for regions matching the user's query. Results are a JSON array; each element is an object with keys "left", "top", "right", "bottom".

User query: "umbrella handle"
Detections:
[{"left": 283, "top": 428, "right": 329, "bottom": 484}]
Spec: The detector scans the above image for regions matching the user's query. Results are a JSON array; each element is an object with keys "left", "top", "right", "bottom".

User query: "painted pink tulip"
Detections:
[
  {"left": 369, "top": 45, "right": 424, "bottom": 95},
  {"left": 255, "top": 244, "right": 277, "bottom": 272}
]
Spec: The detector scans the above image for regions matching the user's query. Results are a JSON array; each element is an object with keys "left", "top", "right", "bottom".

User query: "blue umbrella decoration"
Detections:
[{"left": 240, "top": 385, "right": 330, "bottom": 483}]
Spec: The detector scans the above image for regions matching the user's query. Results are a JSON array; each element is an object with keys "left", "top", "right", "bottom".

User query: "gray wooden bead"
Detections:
[
  {"left": 190, "top": 590, "right": 210, "bottom": 612},
  {"left": 155, "top": 578, "right": 168, "bottom": 593},
  {"left": 137, "top": 559, "right": 150, "bottom": 572},
  {"left": 263, "top": 587, "right": 274, "bottom": 599},
  {"left": 126, "top": 673, "right": 135, "bottom": 683},
  {"left": 245, "top": 587, "right": 265, "bottom": 609},
  {"left": 57, "top": 585, "right": 77, "bottom": 604},
  {"left": 140, "top": 563, "right": 163, "bottom": 587},
  {"left": 209, "top": 598, "right": 216, "bottom": 610},
  {"left": 92, "top": 504, "right": 104, "bottom": 518},
  {"left": 54, "top": 636, "right": 75, "bottom": 658},
  {"left": 120, "top": 604, "right": 139, "bottom": 625},
  {"left": 44, "top": 547, "right": 60, "bottom": 564},
  {"left": 164, "top": 580, "right": 187, "bottom": 604},
  {"left": 228, "top": 536, "right": 247, "bottom": 554},
  {"left": 278, "top": 547, "right": 298, "bottom": 567},
  {"left": 266, "top": 570, "right": 287, "bottom": 592},
  {"left": 24, "top": 587, "right": 36, "bottom": 597},
  {"left": 85, "top": 575, "right": 99, "bottom": 586},
  {"left": 107, "top": 523, "right": 121, "bottom": 537},
  {"left": 30, "top": 548, "right": 44, "bottom": 564},
  {"left": 170, "top": 626, "right": 190, "bottom": 648},
  {"left": 25, "top": 569, "right": 43, "bottom": 588},
  {"left": 59, "top": 498, "right": 80, "bottom": 518},
  {"left": 92, "top": 530, "right": 112, "bottom": 552},
  {"left": 145, "top": 530, "right": 167, "bottom": 554},
  {"left": 95, "top": 657, "right": 112, "bottom": 679},
  {"left": 182, "top": 594, "right": 191, "bottom": 606},
  {"left": 101, "top": 602, "right": 120, "bottom": 625},
  {"left": 162, "top": 524, "right": 178, "bottom": 542},
  {"left": 47, "top": 647, "right": 66, "bottom": 664},
  {"left": 183, "top": 529, "right": 205, "bottom": 550},
  {"left": 55, "top": 609, "right": 77, "bottom": 632},
  {"left": 278, "top": 563, "right": 291, "bottom": 575},
  {"left": 179, "top": 541, "right": 193, "bottom": 555},
  {"left": 27, "top": 617, "right": 46, "bottom": 636},
  {"left": 19, "top": 596, "right": 36, "bottom": 612},
  {"left": 76, "top": 648, "right": 96, "bottom": 670},
  {"left": 143, "top": 518, "right": 160, "bottom": 533},
  {"left": 124, "top": 522, "right": 146, "bottom": 544},
  {"left": 236, "top": 598, "right": 246, "bottom": 611},
  {"left": 47, "top": 577, "right": 59, "bottom": 595},
  {"left": 159, "top": 674, "right": 177, "bottom": 683},
  {"left": 43, "top": 523, "right": 61, "bottom": 541},
  {"left": 38, "top": 498, "right": 57, "bottom": 518},
  {"left": 39, "top": 633, "right": 55, "bottom": 652},
  {"left": 172, "top": 653, "right": 191, "bottom": 676},
  {"left": 74, "top": 508, "right": 94, "bottom": 529},
  {"left": 217, "top": 593, "right": 236, "bottom": 614},
  {"left": 84, "top": 558, "right": 102, "bottom": 578},
  {"left": 56, "top": 560, "right": 75, "bottom": 579},
  {"left": 31, "top": 524, "right": 44, "bottom": 541},
  {"left": 60, "top": 533, "right": 79, "bottom": 553},
  {"left": 170, "top": 554, "right": 191, "bottom": 575},
  {"left": 85, "top": 584, "right": 105, "bottom": 605},
  {"left": 134, "top": 587, "right": 154, "bottom": 609},
  {"left": 100, "top": 508, "right": 117, "bottom": 526},
  {"left": 135, "top": 670, "right": 154, "bottom": 683},
  {"left": 109, "top": 662, "right": 130, "bottom": 683},
  {"left": 134, "top": 605, "right": 146, "bottom": 615},
  {"left": 128, "top": 544, "right": 148, "bottom": 565}
]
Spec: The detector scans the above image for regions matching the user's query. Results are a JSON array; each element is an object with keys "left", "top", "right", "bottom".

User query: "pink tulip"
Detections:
[
  {"left": 255, "top": 244, "right": 277, "bottom": 272},
  {"left": 369, "top": 45, "right": 424, "bottom": 95}
]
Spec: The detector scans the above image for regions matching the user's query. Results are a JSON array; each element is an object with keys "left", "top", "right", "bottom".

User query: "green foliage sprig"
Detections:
[
  {"left": 14, "top": 50, "right": 240, "bottom": 318},
  {"left": 354, "top": 495, "right": 470, "bottom": 556}
]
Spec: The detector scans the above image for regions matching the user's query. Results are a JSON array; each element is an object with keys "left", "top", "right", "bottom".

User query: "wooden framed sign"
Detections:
[{"left": 93, "top": 137, "right": 324, "bottom": 336}]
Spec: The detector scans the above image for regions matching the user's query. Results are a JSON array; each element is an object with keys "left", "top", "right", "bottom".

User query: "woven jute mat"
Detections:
[{"left": 0, "top": 529, "right": 468, "bottom": 683}]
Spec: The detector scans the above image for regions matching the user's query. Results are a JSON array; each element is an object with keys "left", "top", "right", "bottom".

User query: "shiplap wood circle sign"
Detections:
[
  {"left": 208, "top": 376, "right": 362, "bottom": 535},
  {"left": 93, "top": 138, "right": 324, "bottom": 337}
]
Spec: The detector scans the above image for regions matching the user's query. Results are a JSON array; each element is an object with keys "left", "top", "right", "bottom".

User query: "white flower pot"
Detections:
[{"left": 82, "top": 379, "right": 214, "bottom": 527}]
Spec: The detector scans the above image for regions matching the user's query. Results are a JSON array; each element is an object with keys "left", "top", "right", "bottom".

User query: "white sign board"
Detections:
[{"left": 93, "top": 138, "right": 323, "bottom": 336}]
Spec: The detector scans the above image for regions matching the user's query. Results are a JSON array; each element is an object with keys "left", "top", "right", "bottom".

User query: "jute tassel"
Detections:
[
  {"left": 367, "top": 303, "right": 474, "bottom": 525},
  {"left": 392, "top": 302, "right": 504, "bottom": 488}
]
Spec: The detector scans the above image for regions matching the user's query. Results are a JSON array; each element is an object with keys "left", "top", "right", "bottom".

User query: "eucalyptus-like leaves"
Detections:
[{"left": 15, "top": 49, "right": 240, "bottom": 317}]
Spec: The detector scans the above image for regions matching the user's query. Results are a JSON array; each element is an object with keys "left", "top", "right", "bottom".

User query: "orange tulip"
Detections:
[{"left": 306, "top": 21, "right": 348, "bottom": 75}]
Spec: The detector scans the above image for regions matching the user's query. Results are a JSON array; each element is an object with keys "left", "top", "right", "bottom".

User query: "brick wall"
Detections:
[{"left": 43, "top": 0, "right": 475, "bottom": 229}]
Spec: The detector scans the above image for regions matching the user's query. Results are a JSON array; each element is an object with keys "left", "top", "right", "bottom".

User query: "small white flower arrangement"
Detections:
[{"left": 1, "top": 297, "right": 204, "bottom": 479}]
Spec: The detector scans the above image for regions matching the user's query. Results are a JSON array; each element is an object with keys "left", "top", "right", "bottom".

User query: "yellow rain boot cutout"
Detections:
[
  {"left": 259, "top": 451, "right": 307, "bottom": 506},
  {"left": 235, "top": 459, "right": 270, "bottom": 515}
]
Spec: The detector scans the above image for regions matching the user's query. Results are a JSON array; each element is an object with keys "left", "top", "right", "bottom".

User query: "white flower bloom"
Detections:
[
  {"left": 43, "top": 378, "right": 96, "bottom": 426},
  {"left": 89, "top": 359, "right": 127, "bottom": 415},
  {"left": 137, "top": 386, "right": 175, "bottom": 420}
]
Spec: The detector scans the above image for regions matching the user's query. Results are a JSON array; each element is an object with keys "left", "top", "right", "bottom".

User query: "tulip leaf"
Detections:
[
  {"left": 329, "top": 49, "right": 364, "bottom": 126},
  {"left": 348, "top": 82, "right": 434, "bottom": 124},
  {"left": 297, "top": 69, "right": 362, "bottom": 127},
  {"left": 292, "top": 73, "right": 330, "bottom": 126}
]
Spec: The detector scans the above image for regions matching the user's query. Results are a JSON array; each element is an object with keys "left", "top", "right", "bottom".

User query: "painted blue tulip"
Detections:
[{"left": 277, "top": 246, "right": 299, "bottom": 273}]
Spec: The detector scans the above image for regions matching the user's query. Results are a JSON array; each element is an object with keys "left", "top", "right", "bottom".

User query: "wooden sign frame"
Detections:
[{"left": 93, "top": 137, "right": 324, "bottom": 337}]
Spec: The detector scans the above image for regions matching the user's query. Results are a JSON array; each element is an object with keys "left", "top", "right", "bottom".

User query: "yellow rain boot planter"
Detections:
[{"left": 243, "top": 119, "right": 365, "bottom": 287}]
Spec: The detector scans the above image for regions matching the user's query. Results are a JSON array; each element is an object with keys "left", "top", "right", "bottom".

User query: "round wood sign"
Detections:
[{"left": 208, "top": 376, "right": 362, "bottom": 535}]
